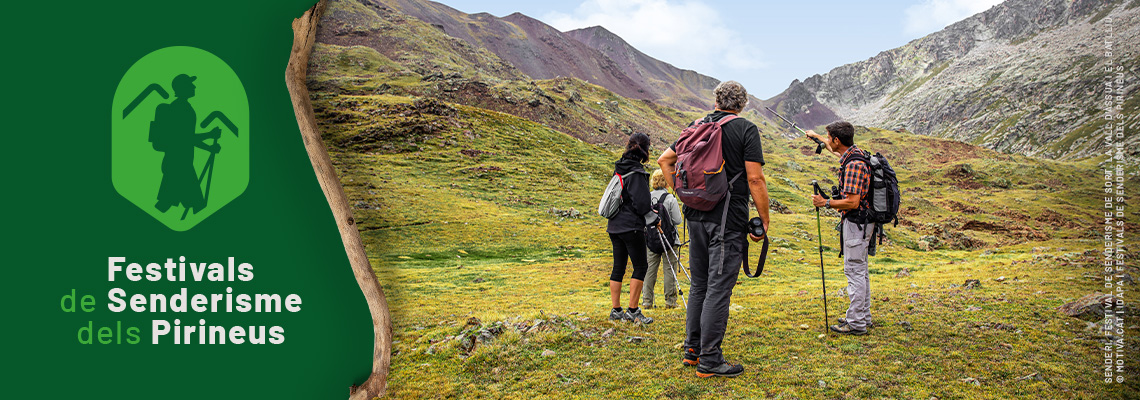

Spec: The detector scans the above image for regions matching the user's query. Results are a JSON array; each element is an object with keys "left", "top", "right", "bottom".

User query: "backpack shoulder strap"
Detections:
[
  {"left": 840, "top": 150, "right": 870, "bottom": 177},
  {"left": 842, "top": 151, "right": 869, "bottom": 168},
  {"left": 656, "top": 192, "right": 669, "bottom": 206},
  {"left": 715, "top": 114, "right": 739, "bottom": 126}
]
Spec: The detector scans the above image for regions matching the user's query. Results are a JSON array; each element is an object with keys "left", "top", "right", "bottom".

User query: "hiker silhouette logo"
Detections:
[{"left": 112, "top": 46, "right": 249, "bottom": 231}]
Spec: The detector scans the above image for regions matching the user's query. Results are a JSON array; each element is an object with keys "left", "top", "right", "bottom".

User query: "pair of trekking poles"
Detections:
[{"left": 651, "top": 221, "right": 690, "bottom": 306}]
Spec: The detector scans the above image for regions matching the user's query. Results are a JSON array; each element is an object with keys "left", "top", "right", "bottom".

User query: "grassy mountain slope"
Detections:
[
  {"left": 312, "top": 0, "right": 703, "bottom": 151},
  {"left": 309, "top": 61, "right": 1139, "bottom": 400}
]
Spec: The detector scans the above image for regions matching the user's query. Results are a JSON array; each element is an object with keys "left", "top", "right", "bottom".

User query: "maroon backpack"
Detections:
[{"left": 673, "top": 114, "right": 740, "bottom": 211}]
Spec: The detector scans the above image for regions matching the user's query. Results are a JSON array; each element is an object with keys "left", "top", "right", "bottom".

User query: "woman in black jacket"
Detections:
[{"left": 607, "top": 132, "right": 654, "bottom": 324}]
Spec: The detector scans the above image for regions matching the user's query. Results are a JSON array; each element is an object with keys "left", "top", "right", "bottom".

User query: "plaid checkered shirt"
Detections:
[{"left": 837, "top": 144, "right": 871, "bottom": 215}]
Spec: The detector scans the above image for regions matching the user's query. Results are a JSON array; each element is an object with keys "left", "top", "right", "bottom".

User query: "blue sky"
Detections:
[{"left": 432, "top": 0, "right": 1004, "bottom": 98}]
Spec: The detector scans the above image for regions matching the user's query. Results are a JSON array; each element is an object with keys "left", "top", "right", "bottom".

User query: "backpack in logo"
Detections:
[
  {"left": 598, "top": 171, "right": 636, "bottom": 219},
  {"left": 646, "top": 192, "right": 678, "bottom": 254},
  {"left": 149, "top": 102, "right": 173, "bottom": 151},
  {"left": 672, "top": 115, "right": 740, "bottom": 211},
  {"left": 842, "top": 151, "right": 900, "bottom": 243}
]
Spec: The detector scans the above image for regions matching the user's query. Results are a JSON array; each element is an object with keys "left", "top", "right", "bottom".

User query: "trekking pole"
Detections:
[
  {"left": 812, "top": 181, "right": 831, "bottom": 333},
  {"left": 182, "top": 142, "right": 219, "bottom": 220},
  {"left": 663, "top": 231, "right": 691, "bottom": 282},
  {"left": 656, "top": 225, "right": 686, "bottom": 306},
  {"left": 764, "top": 106, "right": 825, "bottom": 155},
  {"left": 181, "top": 112, "right": 239, "bottom": 220}
]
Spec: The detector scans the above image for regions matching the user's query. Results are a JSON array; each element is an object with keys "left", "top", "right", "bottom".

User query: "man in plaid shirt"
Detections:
[{"left": 806, "top": 121, "right": 875, "bottom": 335}]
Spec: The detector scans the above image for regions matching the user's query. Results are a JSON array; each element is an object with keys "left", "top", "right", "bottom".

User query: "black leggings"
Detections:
[{"left": 609, "top": 231, "right": 648, "bottom": 282}]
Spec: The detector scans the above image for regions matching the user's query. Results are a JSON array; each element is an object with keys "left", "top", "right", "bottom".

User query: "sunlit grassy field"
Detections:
[{"left": 309, "top": 86, "right": 1138, "bottom": 398}]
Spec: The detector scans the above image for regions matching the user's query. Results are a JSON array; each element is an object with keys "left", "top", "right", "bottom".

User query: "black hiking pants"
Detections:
[
  {"left": 609, "top": 230, "right": 649, "bottom": 282},
  {"left": 684, "top": 219, "right": 744, "bottom": 367}
]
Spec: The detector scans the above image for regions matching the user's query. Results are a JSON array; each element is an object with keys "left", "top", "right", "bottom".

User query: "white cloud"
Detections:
[
  {"left": 543, "top": 0, "right": 766, "bottom": 77},
  {"left": 903, "top": 0, "right": 1004, "bottom": 36}
]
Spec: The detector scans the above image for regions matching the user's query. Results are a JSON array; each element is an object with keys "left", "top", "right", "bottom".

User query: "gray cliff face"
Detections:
[{"left": 767, "top": 0, "right": 1139, "bottom": 162}]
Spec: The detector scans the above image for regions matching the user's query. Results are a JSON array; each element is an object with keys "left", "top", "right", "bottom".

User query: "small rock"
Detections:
[
  {"left": 541, "top": 349, "right": 556, "bottom": 357},
  {"left": 817, "top": 334, "right": 827, "bottom": 339},
  {"left": 628, "top": 336, "right": 645, "bottom": 344},
  {"left": 818, "top": 380, "right": 827, "bottom": 388},
  {"left": 1016, "top": 372, "right": 1042, "bottom": 381},
  {"left": 966, "top": 305, "right": 982, "bottom": 312},
  {"left": 897, "top": 321, "right": 913, "bottom": 331},
  {"left": 1121, "top": 273, "right": 1136, "bottom": 285},
  {"left": 601, "top": 328, "right": 615, "bottom": 338},
  {"left": 962, "top": 377, "right": 979, "bottom": 385},
  {"left": 995, "top": 276, "right": 1007, "bottom": 282},
  {"left": 895, "top": 268, "right": 911, "bottom": 278},
  {"left": 799, "top": 324, "right": 810, "bottom": 330},
  {"left": 964, "top": 279, "right": 981, "bottom": 289},
  {"left": 1058, "top": 292, "right": 1126, "bottom": 321}
]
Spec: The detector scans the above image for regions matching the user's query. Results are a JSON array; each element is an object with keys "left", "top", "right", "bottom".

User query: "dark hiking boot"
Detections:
[
  {"left": 837, "top": 318, "right": 875, "bottom": 328},
  {"left": 829, "top": 323, "right": 868, "bottom": 335},
  {"left": 609, "top": 308, "right": 625, "bottom": 321},
  {"left": 625, "top": 308, "right": 653, "bottom": 324},
  {"left": 682, "top": 348, "right": 699, "bottom": 367},
  {"left": 696, "top": 362, "right": 744, "bottom": 378}
]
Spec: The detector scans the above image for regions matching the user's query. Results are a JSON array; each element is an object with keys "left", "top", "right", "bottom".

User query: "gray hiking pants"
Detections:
[
  {"left": 684, "top": 219, "right": 744, "bottom": 367},
  {"left": 842, "top": 220, "right": 875, "bottom": 330},
  {"left": 642, "top": 247, "right": 679, "bottom": 308}
]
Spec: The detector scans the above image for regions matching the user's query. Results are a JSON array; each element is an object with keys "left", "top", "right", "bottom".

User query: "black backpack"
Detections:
[
  {"left": 645, "top": 192, "right": 678, "bottom": 254},
  {"left": 842, "top": 151, "right": 900, "bottom": 244}
]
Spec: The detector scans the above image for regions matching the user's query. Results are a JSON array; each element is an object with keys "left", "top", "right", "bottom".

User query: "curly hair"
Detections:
[
  {"left": 714, "top": 80, "right": 748, "bottom": 112},
  {"left": 650, "top": 169, "right": 668, "bottom": 190}
]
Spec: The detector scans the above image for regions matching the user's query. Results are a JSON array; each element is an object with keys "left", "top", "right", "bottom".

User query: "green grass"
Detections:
[
  {"left": 308, "top": 1, "right": 1140, "bottom": 398},
  {"left": 308, "top": 89, "right": 1138, "bottom": 398}
]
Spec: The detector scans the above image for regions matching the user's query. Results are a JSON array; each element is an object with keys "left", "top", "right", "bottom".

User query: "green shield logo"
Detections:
[{"left": 112, "top": 46, "right": 249, "bottom": 231}]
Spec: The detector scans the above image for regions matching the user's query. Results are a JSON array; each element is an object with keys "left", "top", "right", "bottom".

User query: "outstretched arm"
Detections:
[
  {"left": 194, "top": 127, "right": 223, "bottom": 152},
  {"left": 805, "top": 130, "right": 841, "bottom": 156}
]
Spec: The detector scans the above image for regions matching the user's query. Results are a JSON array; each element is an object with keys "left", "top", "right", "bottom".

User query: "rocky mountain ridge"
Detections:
[{"left": 767, "top": 0, "right": 1139, "bottom": 162}]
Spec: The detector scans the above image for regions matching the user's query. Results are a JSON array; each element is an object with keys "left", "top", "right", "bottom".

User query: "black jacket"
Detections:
[{"left": 606, "top": 156, "right": 652, "bottom": 234}]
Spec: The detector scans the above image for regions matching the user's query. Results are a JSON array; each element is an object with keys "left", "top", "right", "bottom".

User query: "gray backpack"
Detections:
[{"left": 598, "top": 171, "right": 636, "bottom": 219}]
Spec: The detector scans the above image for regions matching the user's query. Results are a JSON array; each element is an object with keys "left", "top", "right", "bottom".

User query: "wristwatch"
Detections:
[{"left": 826, "top": 199, "right": 831, "bottom": 209}]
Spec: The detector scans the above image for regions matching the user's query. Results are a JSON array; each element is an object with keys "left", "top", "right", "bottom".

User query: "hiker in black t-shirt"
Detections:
[
  {"left": 606, "top": 133, "right": 655, "bottom": 325},
  {"left": 658, "top": 81, "right": 770, "bottom": 378}
]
